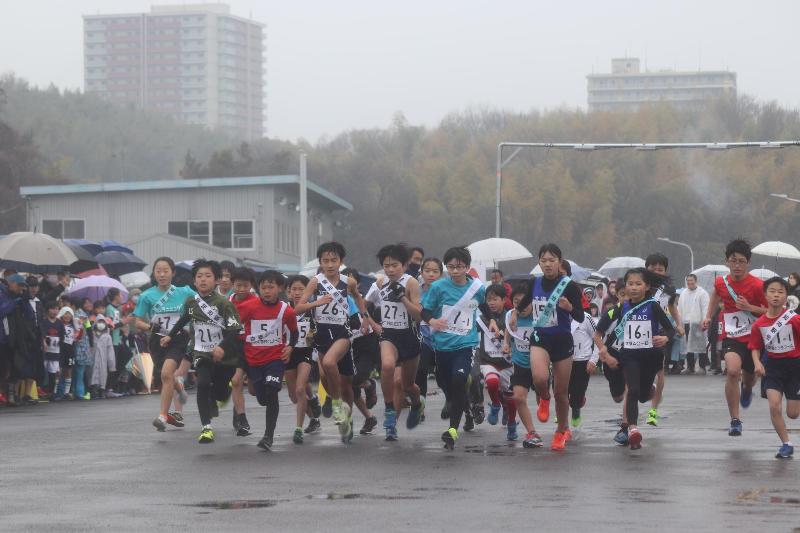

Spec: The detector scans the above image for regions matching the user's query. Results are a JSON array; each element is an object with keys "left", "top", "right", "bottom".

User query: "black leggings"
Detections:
[
  {"left": 260, "top": 388, "right": 279, "bottom": 439},
  {"left": 569, "top": 360, "right": 592, "bottom": 413},
  {"left": 195, "top": 359, "right": 236, "bottom": 426},
  {"left": 415, "top": 342, "right": 435, "bottom": 396},
  {"left": 621, "top": 350, "right": 662, "bottom": 426}
]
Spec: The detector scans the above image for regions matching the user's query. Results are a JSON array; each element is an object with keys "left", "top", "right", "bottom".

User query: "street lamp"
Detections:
[
  {"left": 770, "top": 193, "right": 800, "bottom": 204},
  {"left": 657, "top": 237, "right": 695, "bottom": 273}
]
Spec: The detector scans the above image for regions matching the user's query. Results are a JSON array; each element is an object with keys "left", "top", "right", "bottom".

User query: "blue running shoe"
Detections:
[
  {"left": 383, "top": 407, "right": 397, "bottom": 429},
  {"left": 506, "top": 421, "right": 518, "bottom": 441},
  {"left": 740, "top": 383, "right": 752, "bottom": 409},
  {"left": 406, "top": 399, "right": 425, "bottom": 430},
  {"left": 729, "top": 418, "right": 743, "bottom": 436},
  {"left": 776, "top": 443, "right": 794, "bottom": 459},
  {"left": 385, "top": 426, "right": 398, "bottom": 441},
  {"left": 487, "top": 403, "right": 501, "bottom": 426},
  {"left": 613, "top": 427, "right": 629, "bottom": 446}
]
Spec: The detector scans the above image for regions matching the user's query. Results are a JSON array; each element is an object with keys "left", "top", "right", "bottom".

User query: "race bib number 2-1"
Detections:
[{"left": 724, "top": 311, "right": 754, "bottom": 338}]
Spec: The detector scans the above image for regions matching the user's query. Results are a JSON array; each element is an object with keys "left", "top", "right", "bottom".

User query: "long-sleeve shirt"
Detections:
[
  {"left": 168, "top": 292, "right": 242, "bottom": 366},
  {"left": 677, "top": 286, "right": 709, "bottom": 325}
]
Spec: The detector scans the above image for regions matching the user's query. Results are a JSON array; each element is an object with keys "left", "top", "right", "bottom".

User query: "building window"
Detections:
[
  {"left": 168, "top": 220, "right": 253, "bottom": 249},
  {"left": 42, "top": 219, "right": 85, "bottom": 239}
]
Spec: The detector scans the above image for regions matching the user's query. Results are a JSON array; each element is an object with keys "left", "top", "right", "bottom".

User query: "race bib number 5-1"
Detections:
[
  {"left": 442, "top": 304, "right": 473, "bottom": 336},
  {"left": 724, "top": 311, "right": 754, "bottom": 338},
  {"left": 296, "top": 319, "right": 311, "bottom": 348},
  {"left": 249, "top": 320, "right": 281, "bottom": 346},
  {"left": 623, "top": 320, "right": 653, "bottom": 349},
  {"left": 194, "top": 324, "right": 223, "bottom": 352}
]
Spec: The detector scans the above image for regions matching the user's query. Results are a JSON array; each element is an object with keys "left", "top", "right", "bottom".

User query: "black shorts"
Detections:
[
  {"left": 60, "top": 347, "right": 75, "bottom": 368},
  {"left": 604, "top": 350, "right": 626, "bottom": 399},
  {"left": 530, "top": 332, "right": 574, "bottom": 362},
  {"left": 722, "top": 338, "right": 755, "bottom": 374},
  {"left": 149, "top": 330, "right": 190, "bottom": 367},
  {"left": 764, "top": 358, "right": 800, "bottom": 400},
  {"left": 510, "top": 363, "right": 533, "bottom": 390},
  {"left": 380, "top": 329, "right": 420, "bottom": 365},
  {"left": 352, "top": 335, "right": 378, "bottom": 385},
  {"left": 314, "top": 324, "right": 351, "bottom": 353},
  {"left": 285, "top": 347, "right": 313, "bottom": 371}
]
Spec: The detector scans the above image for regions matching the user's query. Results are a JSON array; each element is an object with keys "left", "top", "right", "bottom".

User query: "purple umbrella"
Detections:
[{"left": 66, "top": 275, "right": 128, "bottom": 303}]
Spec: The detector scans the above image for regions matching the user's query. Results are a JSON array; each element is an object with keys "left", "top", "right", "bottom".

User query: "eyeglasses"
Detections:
[
  {"left": 727, "top": 258, "right": 748, "bottom": 266},
  {"left": 445, "top": 264, "right": 468, "bottom": 271}
]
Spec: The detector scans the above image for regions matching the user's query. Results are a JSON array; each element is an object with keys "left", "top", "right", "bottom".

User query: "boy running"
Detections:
[
  {"left": 229, "top": 267, "right": 258, "bottom": 436},
  {"left": 480, "top": 284, "right": 515, "bottom": 438}
]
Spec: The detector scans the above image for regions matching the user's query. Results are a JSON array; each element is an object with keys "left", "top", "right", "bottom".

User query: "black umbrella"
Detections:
[
  {"left": 62, "top": 242, "right": 100, "bottom": 274},
  {"left": 96, "top": 251, "right": 147, "bottom": 277}
]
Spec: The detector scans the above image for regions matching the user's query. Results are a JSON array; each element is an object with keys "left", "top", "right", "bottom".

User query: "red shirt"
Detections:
[
  {"left": 714, "top": 274, "right": 767, "bottom": 343},
  {"left": 748, "top": 312, "right": 800, "bottom": 359},
  {"left": 237, "top": 298, "right": 297, "bottom": 366}
]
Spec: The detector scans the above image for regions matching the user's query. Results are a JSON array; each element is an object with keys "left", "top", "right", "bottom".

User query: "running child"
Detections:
[
  {"left": 701, "top": 239, "right": 768, "bottom": 437},
  {"left": 229, "top": 267, "right": 258, "bottom": 436},
  {"left": 749, "top": 276, "right": 800, "bottom": 458},
  {"left": 415, "top": 257, "right": 443, "bottom": 421},
  {"left": 479, "top": 284, "right": 515, "bottom": 439},
  {"left": 569, "top": 302, "right": 598, "bottom": 437}
]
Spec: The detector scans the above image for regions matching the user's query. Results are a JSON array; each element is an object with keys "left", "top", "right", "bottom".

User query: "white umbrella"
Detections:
[
  {"left": 467, "top": 238, "right": 532, "bottom": 266},
  {"left": 0, "top": 231, "right": 80, "bottom": 274},
  {"left": 751, "top": 268, "right": 779, "bottom": 280},
  {"left": 690, "top": 264, "right": 729, "bottom": 293},
  {"left": 752, "top": 241, "right": 800, "bottom": 260},
  {"left": 597, "top": 256, "right": 645, "bottom": 280},
  {"left": 120, "top": 271, "right": 151, "bottom": 290}
]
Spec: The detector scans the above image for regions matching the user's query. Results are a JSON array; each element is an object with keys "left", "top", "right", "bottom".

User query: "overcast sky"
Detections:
[{"left": 1, "top": 0, "right": 798, "bottom": 142}]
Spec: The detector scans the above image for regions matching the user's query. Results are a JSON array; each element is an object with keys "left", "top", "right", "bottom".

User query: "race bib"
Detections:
[
  {"left": 761, "top": 324, "right": 796, "bottom": 354},
  {"left": 314, "top": 300, "right": 347, "bottom": 325},
  {"left": 64, "top": 326, "right": 75, "bottom": 346},
  {"left": 532, "top": 298, "right": 558, "bottom": 328},
  {"left": 442, "top": 304, "right": 473, "bottom": 336},
  {"left": 194, "top": 323, "right": 223, "bottom": 352},
  {"left": 249, "top": 320, "right": 281, "bottom": 347},
  {"left": 724, "top": 311, "right": 754, "bottom": 337},
  {"left": 513, "top": 326, "right": 533, "bottom": 353},
  {"left": 623, "top": 320, "right": 653, "bottom": 349},
  {"left": 152, "top": 313, "right": 180, "bottom": 333},
  {"left": 45, "top": 335, "right": 60, "bottom": 353},
  {"left": 483, "top": 334, "right": 503, "bottom": 358},
  {"left": 381, "top": 302, "right": 409, "bottom": 329},
  {"left": 296, "top": 318, "right": 311, "bottom": 349}
]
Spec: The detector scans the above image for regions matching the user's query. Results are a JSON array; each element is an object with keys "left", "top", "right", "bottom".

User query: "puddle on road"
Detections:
[
  {"left": 188, "top": 500, "right": 278, "bottom": 510},
  {"left": 307, "top": 493, "right": 422, "bottom": 501},
  {"left": 617, "top": 487, "right": 671, "bottom": 504},
  {"left": 412, "top": 487, "right": 467, "bottom": 493},
  {"left": 462, "top": 444, "right": 518, "bottom": 457},
  {"left": 737, "top": 488, "right": 800, "bottom": 506}
]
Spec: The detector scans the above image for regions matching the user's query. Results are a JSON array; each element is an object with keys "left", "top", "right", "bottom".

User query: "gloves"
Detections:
[
  {"left": 347, "top": 314, "right": 362, "bottom": 331},
  {"left": 386, "top": 282, "right": 405, "bottom": 303}
]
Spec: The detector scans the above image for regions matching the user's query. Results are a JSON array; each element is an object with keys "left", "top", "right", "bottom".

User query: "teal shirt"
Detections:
[
  {"left": 509, "top": 312, "right": 534, "bottom": 369},
  {"left": 421, "top": 277, "right": 485, "bottom": 352},
  {"left": 133, "top": 284, "right": 197, "bottom": 333},
  {"left": 105, "top": 303, "right": 122, "bottom": 345}
]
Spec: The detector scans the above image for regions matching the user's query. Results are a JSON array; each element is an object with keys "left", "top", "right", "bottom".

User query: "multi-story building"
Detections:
[
  {"left": 587, "top": 58, "right": 736, "bottom": 112},
  {"left": 84, "top": 3, "right": 265, "bottom": 140}
]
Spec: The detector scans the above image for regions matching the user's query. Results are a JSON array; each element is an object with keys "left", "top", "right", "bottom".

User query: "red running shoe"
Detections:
[
  {"left": 551, "top": 430, "right": 567, "bottom": 451},
  {"left": 628, "top": 427, "right": 643, "bottom": 450},
  {"left": 537, "top": 398, "right": 550, "bottom": 423}
]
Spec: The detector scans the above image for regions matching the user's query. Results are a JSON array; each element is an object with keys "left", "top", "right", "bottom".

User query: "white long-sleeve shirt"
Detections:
[
  {"left": 571, "top": 312, "right": 598, "bottom": 364},
  {"left": 677, "top": 286, "right": 709, "bottom": 325}
]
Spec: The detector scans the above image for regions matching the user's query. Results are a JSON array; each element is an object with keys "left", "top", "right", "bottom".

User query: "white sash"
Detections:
[
  {"left": 246, "top": 301, "right": 288, "bottom": 344},
  {"left": 152, "top": 285, "right": 176, "bottom": 314},
  {"left": 317, "top": 273, "right": 350, "bottom": 316},
  {"left": 440, "top": 278, "right": 482, "bottom": 324},
  {"left": 763, "top": 310, "right": 795, "bottom": 345},
  {"left": 194, "top": 294, "right": 223, "bottom": 327}
]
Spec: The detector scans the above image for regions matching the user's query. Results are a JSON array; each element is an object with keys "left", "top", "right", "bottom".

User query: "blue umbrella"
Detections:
[
  {"left": 96, "top": 251, "right": 146, "bottom": 277},
  {"left": 64, "top": 239, "right": 104, "bottom": 257},
  {"left": 99, "top": 240, "right": 134, "bottom": 254}
]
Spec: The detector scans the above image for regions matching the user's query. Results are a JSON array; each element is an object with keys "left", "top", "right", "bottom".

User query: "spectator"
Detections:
[
  {"left": 677, "top": 274, "right": 710, "bottom": 374},
  {"left": 592, "top": 283, "right": 606, "bottom": 311},
  {"left": 73, "top": 298, "right": 94, "bottom": 400},
  {"left": 407, "top": 247, "right": 425, "bottom": 277},
  {"left": 1, "top": 275, "right": 37, "bottom": 405},
  {"left": 121, "top": 288, "right": 141, "bottom": 316},
  {"left": 104, "top": 288, "right": 126, "bottom": 397},
  {"left": 788, "top": 272, "right": 800, "bottom": 311},
  {"left": 489, "top": 269, "right": 513, "bottom": 309},
  {"left": 90, "top": 314, "right": 115, "bottom": 399}
]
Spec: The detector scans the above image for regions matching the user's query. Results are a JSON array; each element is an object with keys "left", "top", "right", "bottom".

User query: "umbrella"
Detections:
[
  {"left": 531, "top": 259, "right": 593, "bottom": 282},
  {"left": 62, "top": 241, "right": 100, "bottom": 274},
  {"left": 467, "top": 238, "right": 532, "bottom": 265},
  {"left": 76, "top": 265, "right": 109, "bottom": 279},
  {"left": 99, "top": 240, "right": 134, "bottom": 254},
  {"left": 66, "top": 275, "right": 129, "bottom": 303},
  {"left": 690, "top": 264, "right": 730, "bottom": 293},
  {"left": 64, "top": 239, "right": 104, "bottom": 257},
  {"left": 751, "top": 268, "right": 779, "bottom": 280},
  {"left": 96, "top": 251, "right": 146, "bottom": 277},
  {"left": 120, "top": 271, "right": 151, "bottom": 290},
  {"left": 0, "top": 232, "right": 80, "bottom": 274},
  {"left": 597, "top": 256, "right": 646, "bottom": 279},
  {"left": 752, "top": 241, "right": 800, "bottom": 261}
]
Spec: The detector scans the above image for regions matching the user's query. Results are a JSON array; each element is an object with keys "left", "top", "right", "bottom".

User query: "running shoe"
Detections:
[
  {"left": 729, "top": 418, "right": 743, "bottom": 437},
  {"left": 233, "top": 411, "right": 241, "bottom": 431},
  {"left": 80, "top": 393, "right": 91, "bottom": 401},
  {"left": 166, "top": 412, "right": 185, "bottom": 428},
  {"left": 613, "top": 427, "right": 629, "bottom": 446},
  {"left": 385, "top": 426, "right": 398, "bottom": 441},
  {"left": 646, "top": 408, "right": 659, "bottom": 426},
  {"left": 257, "top": 434, "right": 273, "bottom": 450},
  {"left": 383, "top": 407, "right": 397, "bottom": 430},
  {"left": 740, "top": 383, "right": 753, "bottom": 409},
  {"left": 487, "top": 403, "right": 501, "bottom": 425},
  {"left": 365, "top": 379, "right": 378, "bottom": 409},
  {"left": 441, "top": 427, "right": 458, "bottom": 450},
  {"left": 537, "top": 398, "right": 550, "bottom": 423},
  {"left": 198, "top": 426, "right": 215, "bottom": 444},
  {"left": 440, "top": 401, "right": 450, "bottom": 420},
  {"left": 338, "top": 403, "right": 352, "bottom": 442},
  {"left": 309, "top": 396, "right": 322, "bottom": 419},
  {"left": 628, "top": 427, "right": 642, "bottom": 450},
  {"left": 332, "top": 401, "right": 344, "bottom": 425},
  {"left": 237, "top": 414, "right": 251, "bottom": 437},
  {"left": 304, "top": 418, "right": 321, "bottom": 434},
  {"left": 551, "top": 431, "right": 567, "bottom": 451},
  {"left": 322, "top": 396, "right": 333, "bottom": 418},
  {"left": 570, "top": 416, "right": 582, "bottom": 431},
  {"left": 463, "top": 413, "right": 475, "bottom": 432},
  {"left": 472, "top": 404, "right": 485, "bottom": 425},
  {"left": 407, "top": 399, "right": 425, "bottom": 430},
  {"left": 360, "top": 416, "right": 378, "bottom": 435},
  {"left": 506, "top": 422, "right": 519, "bottom": 441},
  {"left": 522, "top": 431, "right": 543, "bottom": 448},
  {"left": 776, "top": 443, "right": 794, "bottom": 459},
  {"left": 564, "top": 428, "right": 573, "bottom": 442},
  {"left": 293, "top": 427, "right": 304, "bottom": 445},
  {"left": 152, "top": 416, "right": 167, "bottom": 432}
]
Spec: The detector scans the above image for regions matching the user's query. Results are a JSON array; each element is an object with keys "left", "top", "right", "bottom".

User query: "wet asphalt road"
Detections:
[{"left": 2, "top": 375, "right": 799, "bottom": 532}]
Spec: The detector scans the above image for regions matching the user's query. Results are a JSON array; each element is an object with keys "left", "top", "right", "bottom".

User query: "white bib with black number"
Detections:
[
  {"left": 296, "top": 318, "right": 311, "bottom": 349},
  {"left": 249, "top": 320, "right": 281, "bottom": 347},
  {"left": 761, "top": 324, "right": 796, "bottom": 354},
  {"left": 314, "top": 299, "right": 347, "bottom": 326},
  {"left": 153, "top": 313, "right": 180, "bottom": 333},
  {"left": 623, "top": 320, "right": 653, "bottom": 349},
  {"left": 531, "top": 298, "right": 558, "bottom": 328},
  {"left": 46, "top": 335, "right": 60, "bottom": 353},
  {"left": 381, "top": 302, "right": 409, "bottom": 330},
  {"left": 194, "top": 323, "right": 223, "bottom": 352},
  {"left": 64, "top": 326, "right": 75, "bottom": 346},
  {"left": 724, "top": 311, "right": 753, "bottom": 337},
  {"left": 442, "top": 304, "right": 473, "bottom": 336},
  {"left": 513, "top": 326, "right": 533, "bottom": 353}
]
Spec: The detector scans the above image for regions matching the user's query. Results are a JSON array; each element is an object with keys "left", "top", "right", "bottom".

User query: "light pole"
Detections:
[
  {"left": 770, "top": 193, "right": 800, "bottom": 204},
  {"left": 657, "top": 237, "right": 694, "bottom": 273}
]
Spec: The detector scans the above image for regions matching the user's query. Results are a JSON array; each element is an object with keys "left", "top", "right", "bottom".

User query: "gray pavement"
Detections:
[{"left": 2, "top": 375, "right": 799, "bottom": 532}]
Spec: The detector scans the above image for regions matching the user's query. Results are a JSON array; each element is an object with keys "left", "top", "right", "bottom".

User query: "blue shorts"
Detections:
[
  {"left": 434, "top": 347, "right": 473, "bottom": 394},
  {"left": 764, "top": 357, "right": 800, "bottom": 400},
  {"left": 247, "top": 360, "right": 284, "bottom": 392}
]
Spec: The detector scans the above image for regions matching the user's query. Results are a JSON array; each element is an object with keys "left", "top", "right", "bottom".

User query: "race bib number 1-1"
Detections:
[
  {"left": 442, "top": 304, "right": 473, "bottom": 336},
  {"left": 762, "top": 324, "right": 796, "bottom": 354}
]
